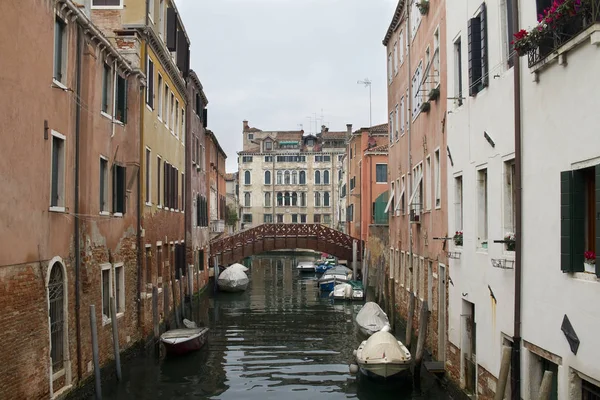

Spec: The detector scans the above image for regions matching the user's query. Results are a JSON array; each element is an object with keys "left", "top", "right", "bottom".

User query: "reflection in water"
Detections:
[{"left": 102, "top": 253, "right": 453, "bottom": 400}]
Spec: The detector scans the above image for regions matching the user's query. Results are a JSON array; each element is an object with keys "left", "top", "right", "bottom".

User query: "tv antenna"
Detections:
[{"left": 357, "top": 78, "right": 372, "bottom": 127}]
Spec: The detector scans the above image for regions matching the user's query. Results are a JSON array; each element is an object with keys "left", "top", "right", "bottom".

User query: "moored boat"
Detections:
[
  {"left": 354, "top": 330, "right": 411, "bottom": 379},
  {"left": 160, "top": 326, "right": 210, "bottom": 357},
  {"left": 218, "top": 266, "right": 249, "bottom": 292},
  {"left": 355, "top": 302, "right": 390, "bottom": 336},
  {"left": 296, "top": 261, "right": 316, "bottom": 273},
  {"left": 317, "top": 266, "right": 352, "bottom": 292},
  {"left": 330, "top": 280, "right": 364, "bottom": 300}
]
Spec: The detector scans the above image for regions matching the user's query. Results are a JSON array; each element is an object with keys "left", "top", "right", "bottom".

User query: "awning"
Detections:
[
  {"left": 394, "top": 184, "right": 405, "bottom": 211},
  {"left": 408, "top": 170, "right": 423, "bottom": 206},
  {"left": 384, "top": 189, "right": 395, "bottom": 213}
]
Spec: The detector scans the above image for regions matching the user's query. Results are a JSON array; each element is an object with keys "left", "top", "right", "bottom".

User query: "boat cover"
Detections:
[
  {"left": 358, "top": 331, "right": 411, "bottom": 363},
  {"left": 356, "top": 302, "right": 390, "bottom": 333},
  {"left": 228, "top": 263, "right": 249, "bottom": 272},
  {"left": 218, "top": 267, "right": 249, "bottom": 290},
  {"left": 332, "top": 283, "right": 353, "bottom": 298}
]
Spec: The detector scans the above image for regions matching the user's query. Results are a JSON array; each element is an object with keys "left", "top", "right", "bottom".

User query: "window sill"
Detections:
[
  {"left": 101, "top": 111, "right": 113, "bottom": 121},
  {"left": 113, "top": 212, "right": 123, "bottom": 218},
  {"left": 116, "top": 312, "right": 124, "bottom": 319},
  {"left": 157, "top": 205, "right": 162, "bottom": 209},
  {"left": 102, "top": 316, "right": 112, "bottom": 326},
  {"left": 114, "top": 119, "right": 124, "bottom": 126},
  {"left": 99, "top": 211, "right": 110, "bottom": 216},
  {"left": 91, "top": 5, "right": 124, "bottom": 10},
  {"left": 376, "top": 182, "right": 387, "bottom": 185},
  {"left": 52, "top": 79, "right": 68, "bottom": 91},
  {"left": 49, "top": 206, "right": 66, "bottom": 213},
  {"left": 573, "top": 271, "right": 600, "bottom": 282},
  {"left": 145, "top": 202, "right": 152, "bottom": 207},
  {"left": 146, "top": 104, "right": 154, "bottom": 112}
]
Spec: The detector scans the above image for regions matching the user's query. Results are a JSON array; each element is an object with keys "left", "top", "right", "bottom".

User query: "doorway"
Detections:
[
  {"left": 461, "top": 299, "right": 476, "bottom": 394},
  {"left": 438, "top": 264, "right": 447, "bottom": 361}
]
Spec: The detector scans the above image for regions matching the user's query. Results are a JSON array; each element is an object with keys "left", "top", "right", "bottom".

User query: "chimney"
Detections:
[
  {"left": 346, "top": 124, "right": 352, "bottom": 136},
  {"left": 321, "top": 125, "right": 326, "bottom": 134},
  {"left": 243, "top": 120, "right": 249, "bottom": 131}
]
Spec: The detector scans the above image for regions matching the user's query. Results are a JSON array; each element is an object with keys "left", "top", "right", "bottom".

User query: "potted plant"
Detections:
[
  {"left": 428, "top": 87, "right": 440, "bottom": 101},
  {"left": 584, "top": 250, "right": 596, "bottom": 273},
  {"left": 416, "top": 0, "right": 430, "bottom": 15},
  {"left": 504, "top": 232, "right": 516, "bottom": 251},
  {"left": 453, "top": 231, "right": 463, "bottom": 247},
  {"left": 420, "top": 101, "right": 431, "bottom": 113}
]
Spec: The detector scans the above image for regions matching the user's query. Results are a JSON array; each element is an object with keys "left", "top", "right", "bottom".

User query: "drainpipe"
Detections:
[
  {"left": 74, "top": 22, "right": 83, "bottom": 381},
  {"left": 406, "top": 0, "right": 413, "bottom": 287},
  {"left": 511, "top": 0, "right": 523, "bottom": 398}
]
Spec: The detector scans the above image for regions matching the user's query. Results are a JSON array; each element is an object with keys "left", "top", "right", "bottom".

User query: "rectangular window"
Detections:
[
  {"left": 244, "top": 192, "right": 251, "bottom": 207},
  {"left": 504, "top": 0, "right": 514, "bottom": 67},
  {"left": 468, "top": 4, "right": 489, "bottom": 96},
  {"left": 425, "top": 156, "right": 431, "bottom": 210},
  {"left": 314, "top": 214, "right": 321, "bottom": 223},
  {"left": 264, "top": 214, "right": 273, "bottom": 223},
  {"left": 53, "top": 16, "right": 67, "bottom": 84},
  {"left": 113, "top": 164, "right": 126, "bottom": 214},
  {"left": 146, "top": 57, "right": 154, "bottom": 108},
  {"left": 159, "top": 0, "right": 165, "bottom": 38},
  {"left": 156, "top": 245, "right": 162, "bottom": 283},
  {"left": 114, "top": 263, "right": 124, "bottom": 314},
  {"left": 101, "top": 63, "right": 112, "bottom": 114},
  {"left": 265, "top": 141, "right": 272, "bottom": 150},
  {"left": 350, "top": 176, "right": 355, "bottom": 191},
  {"left": 115, "top": 75, "right": 127, "bottom": 123},
  {"left": 300, "top": 214, "right": 307, "bottom": 223},
  {"left": 277, "top": 214, "right": 284, "bottom": 223},
  {"left": 100, "top": 157, "right": 108, "bottom": 212},
  {"left": 400, "top": 97, "right": 405, "bottom": 135},
  {"left": 175, "top": 100, "right": 180, "bottom": 137},
  {"left": 412, "top": 61, "right": 423, "bottom": 117},
  {"left": 454, "top": 37, "right": 463, "bottom": 106},
  {"left": 411, "top": 0, "right": 422, "bottom": 39},
  {"left": 376, "top": 164, "right": 387, "bottom": 183},
  {"left": 455, "top": 176, "right": 463, "bottom": 232},
  {"left": 393, "top": 42, "right": 398, "bottom": 74},
  {"left": 390, "top": 249, "right": 395, "bottom": 279},
  {"left": 399, "top": 31, "right": 404, "bottom": 65},
  {"left": 389, "top": 112, "right": 394, "bottom": 140},
  {"left": 504, "top": 160, "right": 516, "bottom": 238},
  {"left": 157, "top": 74, "right": 163, "bottom": 119},
  {"left": 170, "top": 92, "right": 175, "bottom": 130},
  {"left": 92, "top": 0, "right": 122, "bottom": 6},
  {"left": 101, "top": 265, "right": 112, "bottom": 320},
  {"left": 400, "top": 175, "right": 406, "bottom": 214},
  {"left": 164, "top": 85, "right": 169, "bottom": 126},
  {"left": 157, "top": 157, "right": 162, "bottom": 207},
  {"left": 395, "top": 104, "right": 400, "bottom": 141},
  {"left": 50, "top": 133, "right": 66, "bottom": 209},
  {"left": 477, "top": 168, "right": 488, "bottom": 247},
  {"left": 388, "top": 52, "right": 393, "bottom": 84},
  {"left": 434, "top": 149, "right": 441, "bottom": 208},
  {"left": 145, "top": 148, "right": 151, "bottom": 204},
  {"left": 242, "top": 156, "right": 253, "bottom": 163},
  {"left": 433, "top": 28, "right": 441, "bottom": 84},
  {"left": 181, "top": 173, "right": 185, "bottom": 212},
  {"left": 243, "top": 214, "right": 252, "bottom": 223}
]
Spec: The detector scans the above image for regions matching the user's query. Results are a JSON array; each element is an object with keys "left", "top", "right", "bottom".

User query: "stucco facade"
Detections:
[
  {"left": 337, "top": 154, "right": 348, "bottom": 232},
  {"left": 206, "top": 130, "right": 227, "bottom": 238},
  {"left": 345, "top": 124, "right": 390, "bottom": 247},
  {"left": 225, "top": 172, "right": 242, "bottom": 234},
  {"left": 445, "top": 0, "right": 518, "bottom": 396},
  {"left": 518, "top": 2, "right": 600, "bottom": 398},
  {"left": 0, "top": 1, "right": 143, "bottom": 397},
  {"left": 384, "top": 0, "right": 448, "bottom": 364},
  {"left": 238, "top": 121, "right": 348, "bottom": 229}
]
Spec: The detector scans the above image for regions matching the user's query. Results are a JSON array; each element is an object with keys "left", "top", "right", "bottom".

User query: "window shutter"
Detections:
[
  {"left": 572, "top": 171, "right": 585, "bottom": 272},
  {"left": 123, "top": 77, "right": 128, "bottom": 124},
  {"left": 560, "top": 171, "right": 572, "bottom": 272},
  {"left": 596, "top": 165, "right": 600, "bottom": 276},
  {"left": 467, "top": 17, "right": 482, "bottom": 96},
  {"left": 112, "top": 165, "right": 117, "bottom": 212},
  {"left": 202, "top": 108, "right": 208, "bottom": 128},
  {"left": 176, "top": 31, "right": 189, "bottom": 76},
  {"left": 164, "top": 162, "right": 168, "bottom": 208},
  {"left": 147, "top": 60, "right": 154, "bottom": 108},
  {"left": 122, "top": 167, "right": 127, "bottom": 214},
  {"left": 166, "top": 8, "right": 177, "bottom": 51},
  {"left": 480, "top": 3, "right": 489, "bottom": 88}
]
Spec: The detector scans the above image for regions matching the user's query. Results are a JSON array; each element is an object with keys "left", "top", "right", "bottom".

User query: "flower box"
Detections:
[
  {"left": 428, "top": 87, "right": 440, "bottom": 101},
  {"left": 420, "top": 101, "right": 431, "bottom": 113},
  {"left": 504, "top": 232, "right": 516, "bottom": 252},
  {"left": 453, "top": 231, "right": 463, "bottom": 247}
]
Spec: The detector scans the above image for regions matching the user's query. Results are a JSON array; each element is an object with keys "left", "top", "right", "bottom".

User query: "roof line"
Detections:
[{"left": 382, "top": 0, "right": 407, "bottom": 46}]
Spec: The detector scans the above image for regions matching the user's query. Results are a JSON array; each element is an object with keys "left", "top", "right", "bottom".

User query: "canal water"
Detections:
[{"left": 102, "top": 253, "right": 457, "bottom": 399}]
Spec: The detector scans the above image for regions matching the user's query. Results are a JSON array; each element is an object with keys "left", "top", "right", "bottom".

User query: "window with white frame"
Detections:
[
  {"left": 412, "top": 61, "right": 423, "bottom": 117},
  {"left": 50, "top": 132, "right": 66, "bottom": 210},
  {"left": 393, "top": 42, "right": 398, "bottom": 75},
  {"left": 400, "top": 175, "right": 406, "bottom": 214},
  {"left": 477, "top": 168, "right": 488, "bottom": 247},
  {"left": 388, "top": 52, "right": 393, "bottom": 84},
  {"left": 503, "top": 160, "right": 516, "bottom": 240},
  {"left": 53, "top": 15, "right": 67, "bottom": 84},
  {"left": 454, "top": 37, "right": 463, "bottom": 106},
  {"left": 145, "top": 148, "right": 151, "bottom": 204},
  {"left": 434, "top": 149, "right": 441, "bottom": 208},
  {"left": 244, "top": 170, "right": 251, "bottom": 185},
  {"left": 158, "top": 0, "right": 165, "bottom": 39},
  {"left": 324, "top": 192, "right": 330, "bottom": 207},
  {"left": 101, "top": 63, "right": 112, "bottom": 114},
  {"left": 92, "top": 0, "right": 122, "bottom": 7},
  {"left": 455, "top": 175, "right": 463, "bottom": 232},
  {"left": 244, "top": 192, "right": 251, "bottom": 207},
  {"left": 425, "top": 155, "right": 431, "bottom": 210},
  {"left": 157, "top": 74, "right": 163, "bottom": 120},
  {"left": 175, "top": 100, "right": 180, "bottom": 137},
  {"left": 395, "top": 104, "right": 399, "bottom": 141},
  {"left": 114, "top": 263, "right": 124, "bottom": 314},
  {"left": 390, "top": 248, "right": 395, "bottom": 279},
  {"left": 146, "top": 57, "right": 154, "bottom": 108},
  {"left": 433, "top": 27, "right": 441, "bottom": 85},
  {"left": 389, "top": 112, "right": 394, "bottom": 140},
  {"left": 101, "top": 263, "right": 112, "bottom": 322},
  {"left": 164, "top": 85, "right": 170, "bottom": 126},
  {"left": 376, "top": 164, "right": 387, "bottom": 183},
  {"left": 100, "top": 157, "right": 109, "bottom": 212},
  {"left": 399, "top": 30, "right": 404, "bottom": 65},
  {"left": 411, "top": 1, "right": 422, "bottom": 39},
  {"left": 113, "top": 164, "right": 126, "bottom": 215},
  {"left": 48, "top": 260, "right": 67, "bottom": 373},
  {"left": 170, "top": 92, "right": 175, "bottom": 131},
  {"left": 400, "top": 96, "right": 405, "bottom": 135},
  {"left": 157, "top": 156, "right": 162, "bottom": 207},
  {"left": 115, "top": 75, "right": 127, "bottom": 123},
  {"left": 400, "top": 251, "right": 405, "bottom": 285},
  {"left": 181, "top": 109, "right": 185, "bottom": 142},
  {"left": 264, "top": 192, "right": 271, "bottom": 207},
  {"left": 148, "top": 0, "right": 155, "bottom": 21}
]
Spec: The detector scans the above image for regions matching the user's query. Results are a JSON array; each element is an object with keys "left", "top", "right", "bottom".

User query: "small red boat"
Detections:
[{"left": 160, "top": 327, "right": 209, "bottom": 357}]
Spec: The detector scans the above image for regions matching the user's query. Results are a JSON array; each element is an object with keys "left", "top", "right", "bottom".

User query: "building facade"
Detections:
[
  {"left": 91, "top": 0, "right": 192, "bottom": 334},
  {"left": 346, "top": 124, "right": 390, "bottom": 247},
  {"left": 186, "top": 71, "right": 210, "bottom": 287},
  {"left": 206, "top": 130, "right": 227, "bottom": 237},
  {"left": 445, "top": 0, "right": 517, "bottom": 396},
  {"left": 238, "top": 121, "right": 348, "bottom": 228},
  {"left": 518, "top": 1, "right": 600, "bottom": 398},
  {"left": 384, "top": 0, "right": 448, "bottom": 364},
  {"left": 225, "top": 172, "right": 242, "bottom": 234},
  {"left": 337, "top": 154, "right": 348, "bottom": 233},
  {"left": 0, "top": 0, "right": 143, "bottom": 397}
]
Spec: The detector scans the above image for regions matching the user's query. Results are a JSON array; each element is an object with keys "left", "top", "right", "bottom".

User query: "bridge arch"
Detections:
[{"left": 210, "top": 224, "right": 364, "bottom": 265}]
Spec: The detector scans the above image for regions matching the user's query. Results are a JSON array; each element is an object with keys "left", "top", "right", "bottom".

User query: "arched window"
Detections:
[
  {"left": 284, "top": 192, "right": 291, "bottom": 206},
  {"left": 244, "top": 170, "right": 251, "bottom": 185},
  {"left": 284, "top": 171, "right": 291, "bottom": 185},
  {"left": 277, "top": 192, "right": 283, "bottom": 206},
  {"left": 265, "top": 192, "right": 271, "bottom": 207},
  {"left": 244, "top": 192, "right": 251, "bottom": 207},
  {"left": 277, "top": 171, "right": 283, "bottom": 185},
  {"left": 300, "top": 192, "right": 307, "bottom": 207},
  {"left": 48, "top": 260, "right": 67, "bottom": 375},
  {"left": 264, "top": 170, "right": 271, "bottom": 185},
  {"left": 292, "top": 192, "right": 298, "bottom": 206},
  {"left": 315, "top": 192, "right": 321, "bottom": 207},
  {"left": 324, "top": 191, "right": 330, "bottom": 206},
  {"left": 299, "top": 171, "right": 306, "bottom": 185},
  {"left": 292, "top": 171, "right": 298, "bottom": 185},
  {"left": 315, "top": 170, "right": 321, "bottom": 185},
  {"left": 323, "top": 170, "right": 330, "bottom": 185}
]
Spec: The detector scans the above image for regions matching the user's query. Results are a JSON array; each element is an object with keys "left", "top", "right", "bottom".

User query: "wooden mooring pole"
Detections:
[
  {"left": 163, "top": 284, "right": 170, "bottom": 331},
  {"left": 152, "top": 286, "right": 159, "bottom": 355},
  {"left": 171, "top": 271, "right": 180, "bottom": 329},
  {"left": 406, "top": 292, "right": 416, "bottom": 348},
  {"left": 89, "top": 305, "right": 102, "bottom": 400},
  {"left": 109, "top": 296, "right": 122, "bottom": 381},
  {"left": 413, "top": 300, "right": 429, "bottom": 392},
  {"left": 179, "top": 268, "right": 185, "bottom": 320}
]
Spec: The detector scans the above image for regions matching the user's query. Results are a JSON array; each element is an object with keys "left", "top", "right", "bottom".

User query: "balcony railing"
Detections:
[
  {"left": 210, "top": 220, "right": 225, "bottom": 233},
  {"left": 527, "top": 0, "right": 600, "bottom": 68}
]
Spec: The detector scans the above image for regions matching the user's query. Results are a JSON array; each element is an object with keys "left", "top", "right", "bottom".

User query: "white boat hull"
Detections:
[
  {"left": 354, "top": 331, "right": 412, "bottom": 380},
  {"left": 358, "top": 360, "right": 411, "bottom": 378}
]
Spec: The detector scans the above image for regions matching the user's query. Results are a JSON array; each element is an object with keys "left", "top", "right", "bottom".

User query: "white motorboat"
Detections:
[
  {"left": 217, "top": 265, "right": 249, "bottom": 292},
  {"left": 296, "top": 261, "right": 316, "bottom": 273},
  {"left": 330, "top": 281, "right": 364, "bottom": 301},
  {"left": 355, "top": 302, "right": 390, "bottom": 336},
  {"left": 318, "top": 266, "right": 353, "bottom": 291},
  {"left": 354, "top": 330, "right": 412, "bottom": 379}
]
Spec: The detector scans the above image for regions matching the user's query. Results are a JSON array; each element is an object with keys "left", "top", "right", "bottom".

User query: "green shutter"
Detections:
[
  {"left": 572, "top": 170, "right": 585, "bottom": 272},
  {"left": 596, "top": 165, "right": 600, "bottom": 277},
  {"left": 561, "top": 171, "right": 573, "bottom": 272},
  {"left": 123, "top": 78, "right": 128, "bottom": 124}
]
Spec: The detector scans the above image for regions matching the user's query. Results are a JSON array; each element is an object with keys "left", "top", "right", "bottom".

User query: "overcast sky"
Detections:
[{"left": 176, "top": 0, "right": 397, "bottom": 173}]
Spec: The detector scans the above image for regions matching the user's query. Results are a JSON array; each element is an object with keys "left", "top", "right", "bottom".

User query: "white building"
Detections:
[
  {"left": 225, "top": 172, "right": 241, "bottom": 234},
  {"left": 337, "top": 153, "right": 348, "bottom": 233},
  {"left": 519, "top": 1, "right": 600, "bottom": 399},
  {"left": 446, "top": 0, "right": 517, "bottom": 396},
  {"left": 237, "top": 121, "right": 349, "bottom": 229}
]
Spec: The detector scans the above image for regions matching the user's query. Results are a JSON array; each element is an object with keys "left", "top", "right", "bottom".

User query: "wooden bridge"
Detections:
[{"left": 210, "top": 224, "right": 364, "bottom": 265}]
